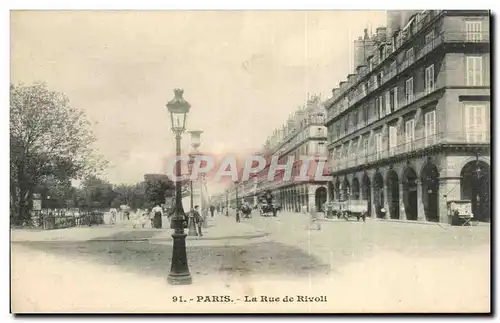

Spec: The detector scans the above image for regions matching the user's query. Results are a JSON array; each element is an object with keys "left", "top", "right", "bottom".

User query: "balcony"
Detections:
[
  {"left": 327, "top": 28, "right": 490, "bottom": 124},
  {"left": 443, "top": 31, "right": 490, "bottom": 43},
  {"left": 328, "top": 131, "right": 490, "bottom": 173}
]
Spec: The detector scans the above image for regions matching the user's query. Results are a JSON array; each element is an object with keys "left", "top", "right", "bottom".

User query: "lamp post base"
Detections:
[
  {"left": 167, "top": 272, "right": 192, "bottom": 285},
  {"left": 167, "top": 232, "right": 192, "bottom": 285}
]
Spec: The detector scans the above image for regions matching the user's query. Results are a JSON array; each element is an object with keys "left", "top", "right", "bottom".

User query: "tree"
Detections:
[
  {"left": 10, "top": 82, "right": 107, "bottom": 222},
  {"left": 144, "top": 174, "right": 175, "bottom": 206},
  {"left": 78, "top": 175, "right": 115, "bottom": 209},
  {"left": 111, "top": 182, "right": 147, "bottom": 210}
]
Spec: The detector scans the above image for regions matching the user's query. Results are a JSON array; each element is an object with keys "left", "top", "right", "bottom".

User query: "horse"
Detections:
[{"left": 241, "top": 204, "right": 252, "bottom": 218}]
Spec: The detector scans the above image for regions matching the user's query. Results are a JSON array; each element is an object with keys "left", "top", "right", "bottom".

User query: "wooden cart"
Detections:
[{"left": 447, "top": 200, "right": 473, "bottom": 226}]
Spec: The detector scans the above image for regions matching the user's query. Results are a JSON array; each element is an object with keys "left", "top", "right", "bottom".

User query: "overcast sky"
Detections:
[{"left": 11, "top": 10, "right": 386, "bottom": 194}]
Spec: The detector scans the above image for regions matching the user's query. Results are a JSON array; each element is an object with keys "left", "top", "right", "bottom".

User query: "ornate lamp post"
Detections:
[
  {"left": 225, "top": 189, "right": 229, "bottom": 216},
  {"left": 187, "top": 130, "right": 203, "bottom": 236},
  {"left": 166, "top": 89, "right": 192, "bottom": 285},
  {"left": 186, "top": 154, "right": 198, "bottom": 237}
]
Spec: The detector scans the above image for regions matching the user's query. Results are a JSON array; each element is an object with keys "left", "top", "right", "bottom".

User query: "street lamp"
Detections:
[
  {"left": 186, "top": 130, "right": 203, "bottom": 236},
  {"left": 166, "top": 88, "right": 192, "bottom": 285},
  {"left": 187, "top": 154, "right": 198, "bottom": 237},
  {"left": 225, "top": 189, "right": 229, "bottom": 216}
]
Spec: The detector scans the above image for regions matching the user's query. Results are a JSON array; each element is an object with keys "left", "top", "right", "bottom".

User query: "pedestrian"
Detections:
[
  {"left": 308, "top": 205, "right": 321, "bottom": 231},
  {"left": 210, "top": 205, "right": 215, "bottom": 218},
  {"left": 152, "top": 204, "right": 163, "bottom": 229},
  {"left": 109, "top": 208, "right": 117, "bottom": 224},
  {"left": 192, "top": 205, "right": 203, "bottom": 236}
]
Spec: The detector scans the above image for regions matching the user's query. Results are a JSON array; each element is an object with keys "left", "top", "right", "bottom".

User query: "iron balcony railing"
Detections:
[
  {"left": 327, "top": 29, "right": 490, "bottom": 122},
  {"left": 328, "top": 131, "right": 490, "bottom": 173}
]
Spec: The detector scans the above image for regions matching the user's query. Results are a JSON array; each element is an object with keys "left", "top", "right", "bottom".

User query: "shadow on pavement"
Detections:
[{"left": 15, "top": 240, "right": 331, "bottom": 279}]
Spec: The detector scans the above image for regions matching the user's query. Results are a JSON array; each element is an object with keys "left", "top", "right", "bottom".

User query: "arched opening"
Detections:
[
  {"left": 386, "top": 170, "right": 400, "bottom": 219},
  {"left": 327, "top": 181, "right": 335, "bottom": 202},
  {"left": 362, "top": 173, "right": 371, "bottom": 217},
  {"left": 351, "top": 177, "right": 360, "bottom": 200},
  {"left": 315, "top": 187, "right": 327, "bottom": 211},
  {"left": 421, "top": 162, "right": 440, "bottom": 222},
  {"left": 373, "top": 172, "right": 385, "bottom": 218},
  {"left": 342, "top": 178, "right": 350, "bottom": 201},
  {"left": 461, "top": 160, "right": 490, "bottom": 222},
  {"left": 402, "top": 167, "right": 418, "bottom": 220}
]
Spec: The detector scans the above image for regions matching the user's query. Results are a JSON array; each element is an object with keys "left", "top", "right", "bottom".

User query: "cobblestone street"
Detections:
[{"left": 11, "top": 211, "right": 490, "bottom": 313}]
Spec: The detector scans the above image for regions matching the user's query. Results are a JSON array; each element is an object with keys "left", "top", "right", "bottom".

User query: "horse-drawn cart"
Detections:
[
  {"left": 447, "top": 200, "right": 473, "bottom": 226},
  {"left": 328, "top": 200, "right": 368, "bottom": 222}
]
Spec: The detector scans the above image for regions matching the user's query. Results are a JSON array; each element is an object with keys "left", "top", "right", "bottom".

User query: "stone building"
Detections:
[
  {"left": 324, "top": 10, "right": 490, "bottom": 223},
  {"left": 234, "top": 95, "right": 330, "bottom": 212}
]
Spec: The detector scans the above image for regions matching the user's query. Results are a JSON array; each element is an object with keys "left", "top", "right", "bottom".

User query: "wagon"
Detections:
[
  {"left": 447, "top": 200, "right": 473, "bottom": 226},
  {"left": 330, "top": 200, "right": 368, "bottom": 222}
]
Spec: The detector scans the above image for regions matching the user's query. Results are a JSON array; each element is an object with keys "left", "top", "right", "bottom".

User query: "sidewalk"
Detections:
[
  {"left": 150, "top": 213, "right": 268, "bottom": 243},
  {"left": 10, "top": 213, "right": 267, "bottom": 243}
]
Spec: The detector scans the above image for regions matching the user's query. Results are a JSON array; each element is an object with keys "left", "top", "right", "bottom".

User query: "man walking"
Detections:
[
  {"left": 192, "top": 205, "right": 203, "bottom": 237},
  {"left": 210, "top": 205, "right": 215, "bottom": 218},
  {"left": 152, "top": 204, "right": 163, "bottom": 229}
]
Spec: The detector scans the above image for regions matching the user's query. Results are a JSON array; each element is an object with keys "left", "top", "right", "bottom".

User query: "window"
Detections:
[
  {"left": 385, "top": 91, "right": 391, "bottom": 115},
  {"left": 343, "top": 97, "right": 349, "bottom": 111},
  {"left": 377, "top": 96, "right": 384, "bottom": 118},
  {"left": 390, "top": 61, "right": 396, "bottom": 72},
  {"left": 389, "top": 126, "right": 398, "bottom": 154},
  {"left": 377, "top": 72, "right": 384, "bottom": 85},
  {"left": 425, "top": 30, "right": 435, "bottom": 44},
  {"left": 424, "top": 110, "right": 436, "bottom": 146},
  {"left": 374, "top": 133, "right": 382, "bottom": 159},
  {"left": 363, "top": 137, "right": 369, "bottom": 156},
  {"left": 363, "top": 105, "right": 369, "bottom": 124},
  {"left": 318, "top": 142, "right": 325, "bottom": 155},
  {"left": 464, "top": 104, "right": 487, "bottom": 142},
  {"left": 362, "top": 83, "right": 367, "bottom": 96},
  {"left": 368, "top": 58, "right": 373, "bottom": 71},
  {"left": 392, "top": 87, "right": 398, "bottom": 111},
  {"left": 425, "top": 64, "right": 435, "bottom": 94},
  {"left": 466, "top": 56, "right": 483, "bottom": 86},
  {"left": 406, "top": 48, "right": 414, "bottom": 60},
  {"left": 466, "top": 21, "right": 482, "bottom": 42},
  {"left": 405, "top": 120, "right": 415, "bottom": 151},
  {"left": 405, "top": 78, "right": 414, "bottom": 104}
]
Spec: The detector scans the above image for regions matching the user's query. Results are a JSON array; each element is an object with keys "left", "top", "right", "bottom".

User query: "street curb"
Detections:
[
  {"left": 149, "top": 231, "right": 269, "bottom": 242},
  {"left": 10, "top": 231, "right": 270, "bottom": 243},
  {"left": 317, "top": 217, "right": 489, "bottom": 227}
]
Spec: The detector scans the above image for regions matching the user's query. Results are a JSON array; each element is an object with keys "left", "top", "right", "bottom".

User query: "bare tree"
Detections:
[{"left": 10, "top": 82, "right": 106, "bottom": 223}]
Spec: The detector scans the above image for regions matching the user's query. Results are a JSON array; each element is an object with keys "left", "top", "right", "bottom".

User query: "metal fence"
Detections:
[{"left": 28, "top": 208, "right": 105, "bottom": 230}]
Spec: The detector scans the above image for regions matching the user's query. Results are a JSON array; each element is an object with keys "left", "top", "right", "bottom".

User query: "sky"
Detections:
[{"left": 10, "top": 10, "right": 386, "bottom": 194}]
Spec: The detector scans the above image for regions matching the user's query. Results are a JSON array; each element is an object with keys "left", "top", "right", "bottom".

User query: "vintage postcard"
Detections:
[{"left": 10, "top": 9, "right": 491, "bottom": 314}]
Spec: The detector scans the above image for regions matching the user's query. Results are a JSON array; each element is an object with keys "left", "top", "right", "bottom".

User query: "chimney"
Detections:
[
  {"left": 364, "top": 28, "right": 369, "bottom": 40},
  {"left": 376, "top": 27, "right": 387, "bottom": 42},
  {"left": 347, "top": 74, "right": 356, "bottom": 85}
]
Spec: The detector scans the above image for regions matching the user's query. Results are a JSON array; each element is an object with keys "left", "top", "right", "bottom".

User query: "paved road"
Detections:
[{"left": 11, "top": 211, "right": 490, "bottom": 313}]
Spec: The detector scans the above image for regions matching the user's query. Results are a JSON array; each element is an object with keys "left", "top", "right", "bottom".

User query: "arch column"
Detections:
[
  {"left": 370, "top": 184, "right": 377, "bottom": 218},
  {"left": 439, "top": 177, "right": 461, "bottom": 223},
  {"left": 416, "top": 179, "right": 425, "bottom": 221},
  {"left": 383, "top": 184, "right": 390, "bottom": 219},
  {"left": 308, "top": 185, "right": 316, "bottom": 211},
  {"left": 399, "top": 183, "right": 406, "bottom": 220}
]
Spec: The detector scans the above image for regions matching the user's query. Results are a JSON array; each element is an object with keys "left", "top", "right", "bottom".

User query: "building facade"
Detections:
[
  {"left": 226, "top": 95, "right": 330, "bottom": 212},
  {"left": 324, "top": 10, "right": 490, "bottom": 223}
]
